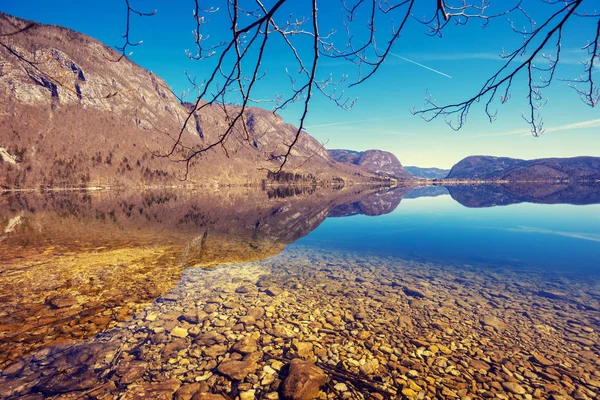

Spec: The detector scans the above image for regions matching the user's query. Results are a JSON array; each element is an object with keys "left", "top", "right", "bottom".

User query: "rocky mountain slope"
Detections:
[
  {"left": 327, "top": 149, "right": 413, "bottom": 180},
  {"left": 404, "top": 166, "right": 449, "bottom": 179},
  {"left": 446, "top": 156, "right": 600, "bottom": 181},
  {"left": 0, "top": 13, "right": 383, "bottom": 189}
]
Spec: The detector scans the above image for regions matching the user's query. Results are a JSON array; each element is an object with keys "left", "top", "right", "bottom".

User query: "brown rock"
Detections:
[
  {"left": 292, "top": 340, "right": 314, "bottom": 359},
  {"left": 204, "top": 344, "right": 228, "bottom": 359},
  {"left": 217, "top": 353, "right": 262, "bottom": 380},
  {"left": 117, "top": 360, "right": 147, "bottom": 384},
  {"left": 235, "top": 285, "right": 254, "bottom": 294},
  {"left": 239, "top": 316, "right": 256, "bottom": 326},
  {"left": 175, "top": 383, "right": 209, "bottom": 400},
  {"left": 232, "top": 336, "right": 258, "bottom": 354},
  {"left": 204, "top": 304, "right": 219, "bottom": 313},
  {"left": 502, "top": 382, "right": 526, "bottom": 395},
  {"left": 357, "top": 331, "right": 370, "bottom": 340},
  {"left": 247, "top": 307, "right": 265, "bottom": 319},
  {"left": 46, "top": 295, "right": 77, "bottom": 309},
  {"left": 121, "top": 378, "right": 181, "bottom": 400},
  {"left": 282, "top": 359, "right": 328, "bottom": 400},
  {"left": 265, "top": 286, "right": 284, "bottom": 297},
  {"left": 480, "top": 315, "right": 507, "bottom": 332},
  {"left": 191, "top": 394, "right": 227, "bottom": 400},
  {"left": 402, "top": 285, "right": 431, "bottom": 299},
  {"left": 195, "top": 331, "right": 227, "bottom": 346},
  {"left": 530, "top": 352, "right": 554, "bottom": 366},
  {"left": 268, "top": 324, "right": 297, "bottom": 339}
]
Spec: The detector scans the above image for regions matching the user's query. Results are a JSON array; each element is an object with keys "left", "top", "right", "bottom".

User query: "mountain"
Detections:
[
  {"left": 327, "top": 149, "right": 413, "bottom": 180},
  {"left": 446, "top": 156, "right": 600, "bottom": 181},
  {"left": 0, "top": 13, "right": 383, "bottom": 189},
  {"left": 404, "top": 166, "right": 449, "bottom": 179}
]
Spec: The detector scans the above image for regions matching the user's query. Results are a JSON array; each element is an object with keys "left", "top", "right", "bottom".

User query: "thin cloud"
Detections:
[
  {"left": 477, "top": 118, "right": 600, "bottom": 138},
  {"left": 404, "top": 52, "right": 599, "bottom": 67}
]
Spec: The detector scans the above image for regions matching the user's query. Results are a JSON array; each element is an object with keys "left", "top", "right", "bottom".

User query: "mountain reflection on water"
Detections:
[
  {"left": 0, "top": 183, "right": 599, "bottom": 400},
  {"left": 0, "top": 185, "right": 415, "bottom": 368}
]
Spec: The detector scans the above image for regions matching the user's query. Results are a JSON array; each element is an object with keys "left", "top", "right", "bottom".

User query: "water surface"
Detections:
[{"left": 0, "top": 183, "right": 598, "bottom": 399}]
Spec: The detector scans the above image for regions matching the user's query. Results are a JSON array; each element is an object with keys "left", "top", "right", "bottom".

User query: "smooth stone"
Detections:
[
  {"left": 268, "top": 324, "right": 297, "bottom": 339},
  {"left": 204, "top": 304, "right": 219, "bottom": 313},
  {"left": 239, "top": 316, "right": 256, "bottom": 326},
  {"left": 266, "top": 287, "right": 284, "bottom": 297},
  {"left": 236, "top": 285, "right": 254, "bottom": 294},
  {"left": 530, "top": 352, "right": 554, "bottom": 366},
  {"left": 204, "top": 344, "right": 228, "bottom": 358},
  {"left": 195, "top": 331, "right": 226, "bottom": 346},
  {"left": 191, "top": 394, "right": 227, "bottom": 400},
  {"left": 247, "top": 307, "right": 265, "bottom": 319},
  {"left": 379, "top": 345, "right": 394, "bottom": 354},
  {"left": 145, "top": 313, "right": 158, "bottom": 322},
  {"left": 239, "top": 390, "right": 256, "bottom": 400},
  {"left": 402, "top": 285, "right": 431, "bottom": 299},
  {"left": 480, "top": 315, "right": 508, "bottom": 332},
  {"left": 232, "top": 336, "right": 258, "bottom": 354},
  {"left": 171, "top": 327, "right": 189, "bottom": 338},
  {"left": 175, "top": 383, "right": 208, "bottom": 400},
  {"left": 217, "top": 353, "right": 262, "bottom": 380},
  {"left": 281, "top": 359, "right": 328, "bottom": 400},
  {"left": 357, "top": 331, "right": 370, "bottom": 340},
  {"left": 502, "top": 382, "right": 527, "bottom": 395},
  {"left": 292, "top": 340, "right": 314, "bottom": 359}
]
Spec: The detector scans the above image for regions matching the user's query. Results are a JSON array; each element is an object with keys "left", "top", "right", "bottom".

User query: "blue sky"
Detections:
[{"left": 2, "top": 1, "right": 598, "bottom": 168}]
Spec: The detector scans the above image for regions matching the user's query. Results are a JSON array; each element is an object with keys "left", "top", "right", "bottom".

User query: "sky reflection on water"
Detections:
[{"left": 296, "top": 192, "right": 600, "bottom": 275}]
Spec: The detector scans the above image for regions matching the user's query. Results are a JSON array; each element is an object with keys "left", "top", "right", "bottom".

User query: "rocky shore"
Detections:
[{"left": 1, "top": 247, "right": 599, "bottom": 399}]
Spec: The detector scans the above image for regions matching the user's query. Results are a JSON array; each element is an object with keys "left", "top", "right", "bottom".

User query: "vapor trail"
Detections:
[{"left": 390, "top": 52, "right": 453, "bottom": 79}]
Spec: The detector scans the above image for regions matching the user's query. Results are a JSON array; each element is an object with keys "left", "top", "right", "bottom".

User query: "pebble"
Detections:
[
  {"left": 502, "top": 382, "right": 527, "bottom": 395},
  {"left": 170, "top": 327, "right": 189, "bottom": 338},
  {"left": 1, "top": 248, "right": 596, "bottom": 400}
]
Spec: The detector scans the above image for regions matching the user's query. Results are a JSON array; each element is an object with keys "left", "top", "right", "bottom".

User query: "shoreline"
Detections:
[{"left": 2, "top": 178, "right": 599, "bottom": 194}]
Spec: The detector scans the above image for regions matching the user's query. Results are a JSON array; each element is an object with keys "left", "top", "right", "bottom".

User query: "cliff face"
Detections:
[
  {"left": 328, "top": 149, "right": 413, "bottom": 180},
  {"left": 0, "top": 13, "right": 379, "bottom": 188},
  {"left": 447, "top": 156, "right": 600, "bottom": 181}
]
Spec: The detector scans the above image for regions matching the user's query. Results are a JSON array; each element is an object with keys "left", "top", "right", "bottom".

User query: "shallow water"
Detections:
[{"left": 0, "top": 183, "right": 598, "bottom": 399}]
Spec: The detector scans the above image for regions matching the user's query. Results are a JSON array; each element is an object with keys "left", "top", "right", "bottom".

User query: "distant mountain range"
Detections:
[
  {"left": 327, "top": 149, "right": 413, "bottom": 180},
  {"left": 447, "top": 156, "right": 600, "bottom": 181},
  {"left": 404, "top": 166, "right": 449, "bottom": 179}
]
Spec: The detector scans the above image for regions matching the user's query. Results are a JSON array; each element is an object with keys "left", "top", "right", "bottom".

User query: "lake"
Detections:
[{"left": 0, "top": 183, "right": 598, "bottom": 399}]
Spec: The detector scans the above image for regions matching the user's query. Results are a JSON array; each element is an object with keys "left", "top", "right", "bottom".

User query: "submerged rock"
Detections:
[
  {"left": 232, "top": 336, "right": 259, "bottom": 354},
  {"left": 502, "top": 381, "right": 527, "bottom": 395},
  {"left": 217, "top": 352, "right": 262, "bottom": 380},
  {"left": 480, "top": 315, "right": 508, "bottom": 332},
  {"left": 530, "top": 352, "right": 554, "bottom": 366},
  {"left": 281, "top": 359, "right": 328, "bottom": 400}
]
